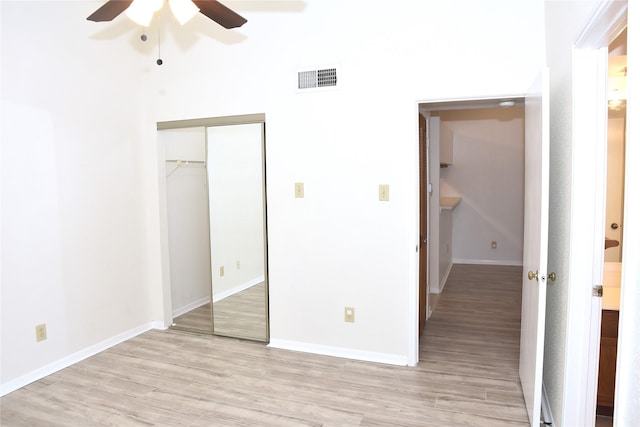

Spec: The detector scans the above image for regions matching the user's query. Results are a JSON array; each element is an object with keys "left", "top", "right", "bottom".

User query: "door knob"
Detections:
[
  {"left": 528, "top": 270, "right": 539, "bottom": 281},
  {"left": 548, "top": 272, "right": 556, "bottom": 282},
  {"left": 611, "top": 223, "right": 619, "bottom": 230}
]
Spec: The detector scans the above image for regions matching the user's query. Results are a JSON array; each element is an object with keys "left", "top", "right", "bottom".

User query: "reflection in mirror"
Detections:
[
  {"left": 159, "top": 115, "right": 269, "bottom": 342},
  {"left": 208, "top": 123, "right": 268, "bottom": 341},
  {"left": 162, "top": 127, "right": 213, "bottom": 333}
]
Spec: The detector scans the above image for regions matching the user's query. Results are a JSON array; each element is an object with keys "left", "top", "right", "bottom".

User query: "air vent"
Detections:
[{"left": 298, "top": 68, "right": 338, "bottom": 90}]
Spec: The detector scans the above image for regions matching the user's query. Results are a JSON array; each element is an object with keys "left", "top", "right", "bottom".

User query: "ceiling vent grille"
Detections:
[{"left": 298, "top": 68, "right": 338, "bottom": 90}]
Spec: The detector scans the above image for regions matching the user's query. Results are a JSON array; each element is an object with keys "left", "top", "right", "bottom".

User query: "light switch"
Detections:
[
  {"left": 295, "top": 182, "right": 304, "bottom": 198},
  {"left": 379, "top": 184, "right": 390, "bottom": 201},
  {"left": 344, "top": 307, "right": 355, "bottom": 323}
]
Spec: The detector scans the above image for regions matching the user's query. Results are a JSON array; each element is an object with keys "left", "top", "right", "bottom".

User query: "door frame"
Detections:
[
  {"left": 566, "top": 1, "right": 628, "bottom": 425},
  {"left": 418, "top": 112, "right": 429, "bottom": 338}
]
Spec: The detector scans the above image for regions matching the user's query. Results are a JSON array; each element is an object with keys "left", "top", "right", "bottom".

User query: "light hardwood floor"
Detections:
[{"left": 0, "top": 264, "right": 528, "bottom": 426}]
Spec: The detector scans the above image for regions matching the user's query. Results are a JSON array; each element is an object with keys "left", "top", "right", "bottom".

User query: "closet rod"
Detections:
[
  {"left": 165, "top": 159, "right": 206, "bottom": 165},
  {"left": 165, "top": 159, "right": 206, "bottom": 178}
]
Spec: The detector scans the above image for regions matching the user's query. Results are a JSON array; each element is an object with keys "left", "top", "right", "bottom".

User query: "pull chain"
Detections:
[{"left": 156, "top": 6, "right": 163, "bottom": 65}]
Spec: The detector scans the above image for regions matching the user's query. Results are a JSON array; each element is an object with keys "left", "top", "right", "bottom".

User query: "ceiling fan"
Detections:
[{"left": 87, "top": 0, "right": 247, "bottom": 29}]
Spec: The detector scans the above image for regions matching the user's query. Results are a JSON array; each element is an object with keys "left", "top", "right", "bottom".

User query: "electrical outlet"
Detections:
[
  {"left": 344, "top": 307, "right": 355, "bottom": 323},
  {"left": 491, "top": 240, "right": 497, "bottom": 249},
  {"left": 295, "top": 182, "right": 304, "bottom": 198},
  {"left": 220, "top": 266, "right": 225, "bottom": 277},
  {"left": 35, "top": 324, "right": 47, "bottom": 342},
  {"left": 379, "top": 184, "right": 390, "bottom": 201}
]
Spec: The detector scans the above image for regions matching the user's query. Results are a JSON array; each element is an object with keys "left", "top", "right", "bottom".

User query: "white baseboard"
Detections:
[
  {"left": 172, "top": 295, "right": 210, "bottom": 318},
  {"left": 213, "top": 276, "right": 264, "bottom": 303},
  {"left": 0, "top": 322, "right": 157, "bottom": 397},
  {"left": 268, "top": 339, "right": 408, "bottom": 366},
  {"left": 452, "top": 258, "right": 523, "bottom": 266},
  {"left": 542, "top": 381, "right": 555, "bottom": 426},
  {"left": 151, "top": 321, "right": 169, "bottom": 330},
  {"left": 439, "top": 262, "right": 453, "bottom": 292}
]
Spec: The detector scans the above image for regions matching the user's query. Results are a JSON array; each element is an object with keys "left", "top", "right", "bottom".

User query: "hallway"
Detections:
[{"left": 421, "top": 263, "right": 527, "bottom": 424}]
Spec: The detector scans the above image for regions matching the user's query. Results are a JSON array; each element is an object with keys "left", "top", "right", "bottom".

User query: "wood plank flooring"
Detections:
[
  {"left": 212, "top": 282, "right": 267, "bottom": 341},
  {"left": 0, "top": 264, "right": 528, "bottom": 426},
  {"left": 173, "top": 282, "right": 267, "bottom": 341}
]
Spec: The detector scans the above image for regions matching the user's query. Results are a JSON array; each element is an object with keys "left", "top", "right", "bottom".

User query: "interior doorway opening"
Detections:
[
  {"left": 596, "top": 24, "right": 627, "bottom": 427},
  {"left": 417, "top": 91, "right": 553, "bottom": 427},
  {"left": 421, "top": 93, "right": 555, "bottom": 426},
  {"left": 417, "top": 97, "right": 526, "bottom": 335}
]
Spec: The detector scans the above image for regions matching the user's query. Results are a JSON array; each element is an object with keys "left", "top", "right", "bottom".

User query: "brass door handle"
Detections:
[{"left": 528, "top": 270, "right": 556, "bottom": 282}]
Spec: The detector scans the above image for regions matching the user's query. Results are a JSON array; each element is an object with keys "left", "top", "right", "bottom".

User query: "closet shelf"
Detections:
[{"left": 440, "top": 196, "right": 461, "bottom": 211}]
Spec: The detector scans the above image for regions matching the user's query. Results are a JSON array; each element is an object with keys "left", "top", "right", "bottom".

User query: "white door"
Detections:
[{"left": 519, "top": 69, "right": 550, "bottom": 427}]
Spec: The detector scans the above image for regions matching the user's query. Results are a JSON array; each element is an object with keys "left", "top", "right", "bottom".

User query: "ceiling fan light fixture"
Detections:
[
  {"left": 125, "top": 0, "right": 155, "bottom": 26},
  {"left": 169, "top": 0, "right": 200, "bottom": 25}
]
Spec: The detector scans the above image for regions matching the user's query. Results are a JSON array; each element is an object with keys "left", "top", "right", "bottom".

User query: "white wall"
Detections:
[
  {"left": 1, "top": 0, "right": 545, "bottom": 390},
  {"left": 1, "top": 1, "right": 157, "bottom": 392},
  {"left": 145, "top": 0, "right": 543, "bottom": 362},
  {"left": 440, "top": 108, "right": 525, "bottom": 266}
]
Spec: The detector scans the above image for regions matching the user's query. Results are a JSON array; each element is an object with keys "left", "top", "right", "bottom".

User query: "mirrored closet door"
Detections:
[{"left": 159, "top": 114, "right": 269, "bottom": 342}]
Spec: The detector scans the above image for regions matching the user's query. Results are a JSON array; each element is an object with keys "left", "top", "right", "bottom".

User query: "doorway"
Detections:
[
  {"left": 596, "top": 25, "right": 627, "bottom": 427},
  {"left": 567, "top": 1, "right": 635, "bottom": 424},
  {"left": 417, "top": 93, "right": 549, "bottom": 427},
  {"left": 418, "top": 99, "right": 526, "bottom": 338}
]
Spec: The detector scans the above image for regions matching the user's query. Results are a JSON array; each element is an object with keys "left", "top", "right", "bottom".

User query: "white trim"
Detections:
[
  {"left": 563, "top": 2, "right": 627, "bottom": 425},
  {"left": 150, "top": 321, "right": 169, "bottom": 330},
  {"left": 268, "top": 339, "right": 408, "bottom": 366},
  {"left": 542, "top": 382, "right": 555, "bottom": 426},
  {"left": 213, "top": 276, "right": 264, "bottom": 303},
  {"left": 0, "top": 322, "right": 158, "bottom": 397},
  {"left": 439, "top": 262, "right": 453, "bottom": 292},
  {"left": 574, "top": 0, "right": 627, "bottom": 48},
  {"left": 564, "top": 45, "right": 607, "bottom": 427},
  {"left": 452, "top": 258, "right": 523, "bottom": 267},
  {"left": 616, "top": 1, "right": 639, "bottom": 424}
]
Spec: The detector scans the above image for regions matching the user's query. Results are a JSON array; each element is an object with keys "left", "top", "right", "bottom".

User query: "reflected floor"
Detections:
[{"left": 173, "top": 282, "right": 267, "bottom": 341}]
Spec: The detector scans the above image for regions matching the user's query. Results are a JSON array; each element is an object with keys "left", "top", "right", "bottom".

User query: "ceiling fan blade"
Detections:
[
  {"left": 87, "top": 0, "right": 134, "bottom": 22},
  {"left": 192, "top": 0, "right": 247, "bottom": 29}
]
